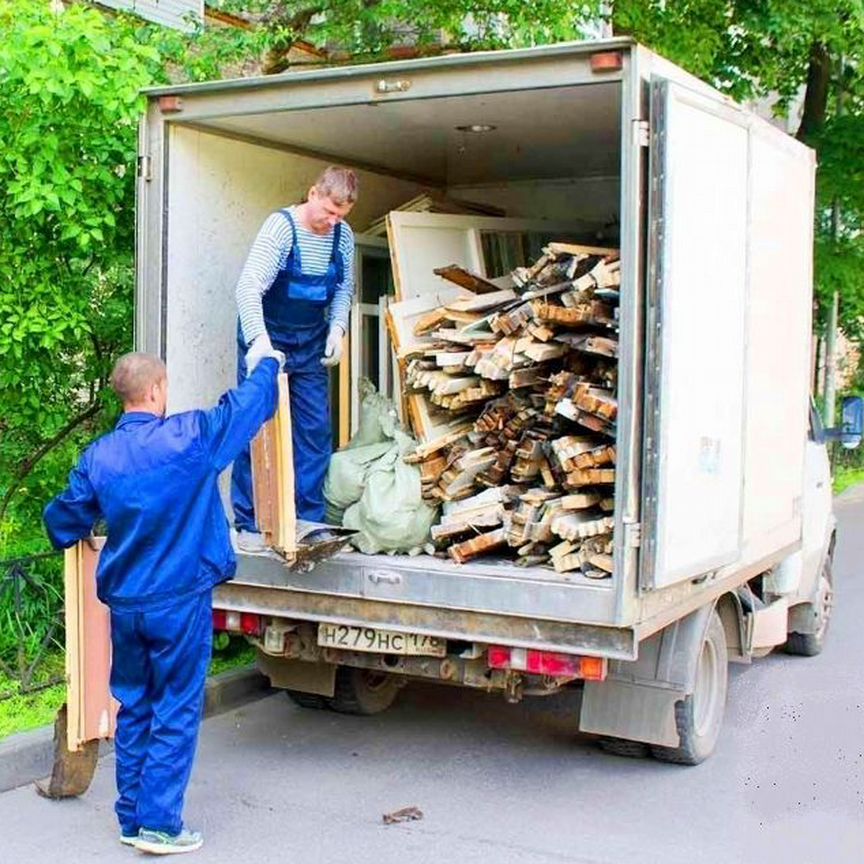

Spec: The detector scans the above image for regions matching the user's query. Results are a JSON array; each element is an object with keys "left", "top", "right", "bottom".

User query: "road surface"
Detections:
[{"left": 1, "top": 492, "right": 862, "bottom": 862}]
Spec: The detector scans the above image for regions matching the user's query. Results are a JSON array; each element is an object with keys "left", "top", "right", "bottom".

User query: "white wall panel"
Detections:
[{"left": 164, "top": 126, "right": 422, "bottom": 414}]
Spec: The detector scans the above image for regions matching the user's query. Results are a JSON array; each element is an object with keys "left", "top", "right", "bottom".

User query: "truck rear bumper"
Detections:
[{"left": 214, "top": 578, "right": 637, "bottom": 661}]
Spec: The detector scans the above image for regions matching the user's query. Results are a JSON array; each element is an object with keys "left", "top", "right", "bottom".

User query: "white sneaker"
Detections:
[
  {"left": 136, "top": 827, "right": 204, "bottom": 855},
  {"left": 236, "top": 530, "right": 267, "bottom": 554}
]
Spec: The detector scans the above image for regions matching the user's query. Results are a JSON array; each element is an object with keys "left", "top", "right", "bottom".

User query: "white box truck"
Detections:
[{"left": 136, "top": 38, "right": 837, "bottom": 763}]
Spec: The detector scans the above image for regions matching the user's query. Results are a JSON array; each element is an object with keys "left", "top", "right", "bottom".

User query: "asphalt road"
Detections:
[{"left": 2, "top": 492, "right": 863, "bottom": 863}]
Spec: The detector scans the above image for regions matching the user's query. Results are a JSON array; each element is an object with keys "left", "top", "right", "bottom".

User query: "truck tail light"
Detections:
[
  {"left": 212, "top": 609, "right": 261, "bottom": 636},
  {"left": 487, "top": 646, "right": 607, "bottom": 681}
]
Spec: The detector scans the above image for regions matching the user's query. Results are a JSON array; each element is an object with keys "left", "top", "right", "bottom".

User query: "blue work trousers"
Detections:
[
  {"left": 231, "top": 334, "right": 331, "bottom": 527},
  {"left": 109, "top": 589, "right": 213, "bottom": 837}
]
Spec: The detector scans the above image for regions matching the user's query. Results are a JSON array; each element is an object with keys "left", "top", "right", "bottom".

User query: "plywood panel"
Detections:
[
  {"left": 64, "top": 540, "right": 118, "bottom": 751},
  {"left": 251, "top": 374, "right": 297, "bottom": 555}
]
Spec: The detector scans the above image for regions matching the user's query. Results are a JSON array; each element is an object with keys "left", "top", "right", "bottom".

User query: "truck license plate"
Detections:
[{"left": 318, "top": 623, "right": 446, "bottom": 657}]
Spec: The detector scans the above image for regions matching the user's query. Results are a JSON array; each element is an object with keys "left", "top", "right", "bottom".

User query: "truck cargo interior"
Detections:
[{"left": 163, "top": 80, "right": 624, "bottom": 582}]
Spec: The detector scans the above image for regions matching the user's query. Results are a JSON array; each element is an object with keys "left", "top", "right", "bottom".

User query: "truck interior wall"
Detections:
[
  {"left": 164, "top": 125, "right": 425, "bottom": 414},
  {"left": 447, "top": 176, "right": 620, "bottom": 229}
]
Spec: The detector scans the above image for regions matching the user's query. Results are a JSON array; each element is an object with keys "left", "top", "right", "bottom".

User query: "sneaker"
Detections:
[
  {"left": 120, "top": 832, "right": 139, "bottom": 847},
  {"left": 236, "top": 530, "right": 267, "bottom": 554},
  {"left": 135, "top": 828, "right": 204, "bottom": 855}
]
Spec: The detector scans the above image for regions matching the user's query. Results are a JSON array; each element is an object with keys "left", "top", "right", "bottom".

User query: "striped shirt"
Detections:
[{"left": 236, "top": 206, "right": 355, "bottom": 345}]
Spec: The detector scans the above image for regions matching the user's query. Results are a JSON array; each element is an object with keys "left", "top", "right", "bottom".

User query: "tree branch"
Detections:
[{"left": 0, "top": 401, "right": 103, "bottom": 529}]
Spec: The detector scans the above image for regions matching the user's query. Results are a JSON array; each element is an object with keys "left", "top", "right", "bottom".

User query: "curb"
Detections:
[{"left": 0, "top": 665, "right": 273, "bottom": 794}]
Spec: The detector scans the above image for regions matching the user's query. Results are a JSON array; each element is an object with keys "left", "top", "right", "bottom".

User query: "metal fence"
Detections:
[{"left": 0, "top": 550, "right": 65, "bottom": 698}]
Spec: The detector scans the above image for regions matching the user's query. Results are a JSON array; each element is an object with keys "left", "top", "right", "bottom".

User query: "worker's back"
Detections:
[{"left": 44, "top": 360, "right": 280, "bottom": 610}]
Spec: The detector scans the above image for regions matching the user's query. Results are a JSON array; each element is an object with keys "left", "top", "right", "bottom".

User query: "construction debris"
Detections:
[{"left": 394, "top": 242, "right": 620, "bottom": 577}]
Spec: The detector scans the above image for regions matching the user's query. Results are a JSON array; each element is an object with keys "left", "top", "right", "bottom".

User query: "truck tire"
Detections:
[
  {"left": 651, "top": 611, "right": 728, "bottom": 766},
  {"left": 598, "top": 737, "right": 649, "bottom": 759},
  {"left": 785, "top": 558, "right": 833, "bottom": 657},
  {"left": 285, "top": 690, "right": 331, "bottom": 710},
  {"left": 326, "top": 667, "right": 400, "bottom": 715}
]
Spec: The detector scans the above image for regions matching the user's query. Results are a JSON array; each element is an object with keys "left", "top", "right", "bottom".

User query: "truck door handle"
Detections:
[{"left": 368, "top": 570, "right": 403, "bottom": 585}]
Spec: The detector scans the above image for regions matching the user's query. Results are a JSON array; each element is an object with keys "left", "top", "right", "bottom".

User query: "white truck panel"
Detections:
[
  {"left": 164, "top": 126, "right": 421, "bottom": 414},
  {"left": 649, "top": 82, "right": 749, "bottom": 588},
  {"left": 739, "top": 125, "right": 814, "bottom": 558}
]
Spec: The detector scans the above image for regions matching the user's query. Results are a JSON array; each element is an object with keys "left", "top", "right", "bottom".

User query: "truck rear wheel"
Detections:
[
  {"left": 651, "top": 611, "right": 728, "bottom": 766},
  {"left": 785, "top": 558, "right": 833, "bottom": 657},
  {"left": 326, "top": 667, "right": 400, "bottom": 715}
]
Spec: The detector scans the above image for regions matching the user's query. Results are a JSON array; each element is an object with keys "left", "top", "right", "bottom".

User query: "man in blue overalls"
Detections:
[
  {"left": 43, "top": 344, "right": 283, "bottom": 855},
  {"left": 232, "top": 165, "right": 357, "bottom": 552}
]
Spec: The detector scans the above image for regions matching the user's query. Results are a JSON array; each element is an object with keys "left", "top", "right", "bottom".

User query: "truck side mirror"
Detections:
[{"left": 841, "top": 396, "right": 864, "bottom": 449}]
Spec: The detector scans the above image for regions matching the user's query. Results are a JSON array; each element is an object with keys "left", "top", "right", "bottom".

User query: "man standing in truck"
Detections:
[
  {"left": 43, "top": 344, "right": 283, "bottom": 855},
  {"left": 232, "top": 165, "right": 358, "bottom": 552}
]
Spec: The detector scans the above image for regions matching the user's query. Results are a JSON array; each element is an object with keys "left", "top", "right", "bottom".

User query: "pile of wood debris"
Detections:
[{"left": 391, "top": 242, "right": 621, "bottom": 576}]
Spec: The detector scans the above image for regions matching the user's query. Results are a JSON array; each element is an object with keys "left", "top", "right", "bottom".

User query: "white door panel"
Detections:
[{"left": 642, "top": 80, "right": 749, "bottom": 589}]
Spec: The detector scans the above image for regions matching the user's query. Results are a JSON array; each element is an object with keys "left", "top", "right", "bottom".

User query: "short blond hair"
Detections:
[
  {"left": 110, "top": 353, "right": 166, "bottom": 405},
  {"left": 313, "top": 165, "right": 358, "bottom": 206}
]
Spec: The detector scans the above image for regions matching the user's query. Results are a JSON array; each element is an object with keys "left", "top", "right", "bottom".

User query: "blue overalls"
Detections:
[
  {"left": 43, "top": 360, "right": 279, "bottom": 837},
  {"left": 232, "top": 209, "right": 343, "bottom": 527}
]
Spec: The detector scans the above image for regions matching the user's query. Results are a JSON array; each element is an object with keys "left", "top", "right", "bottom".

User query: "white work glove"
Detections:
[
  {"left": 321, "top": 324, "right": 345, "bottom": 368},
  {"left": 245, "top": 333, "right": 285, "bottom": 373}
]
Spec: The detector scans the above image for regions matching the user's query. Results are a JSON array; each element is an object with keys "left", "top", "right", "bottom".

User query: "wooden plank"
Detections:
[
  {"left": 546, "top": 242, "right": 619, "bottom": 259},
  {"left": 338, "top": 331, "right": 350, "bottom": 448},
  {"left": 65, "top": 539, "right": 118, "bottom": 751},
  {"left": 251, "top": 373, "right": 296, "bottom": 556},
  {"left": 434, "top": 265, "right": 502, "bottom": 294}
]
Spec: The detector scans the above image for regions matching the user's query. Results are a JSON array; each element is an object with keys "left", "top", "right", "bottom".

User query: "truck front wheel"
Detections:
[
  {"left": 651, "top": 611, "right": 728, "bottom": 766},
  {"left": 326, "top": 667, "right": 401, "bottom": 715},
  {"left": 785, "top": 558, "right": 833, "bottom": 657}
]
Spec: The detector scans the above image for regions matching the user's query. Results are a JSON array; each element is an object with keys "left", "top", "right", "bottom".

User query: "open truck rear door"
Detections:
[{"left": 641, "top": 79, "right": 750, "bottom": 590}]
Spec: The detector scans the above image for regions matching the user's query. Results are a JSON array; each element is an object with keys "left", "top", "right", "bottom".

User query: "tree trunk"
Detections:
[{"left": 796, "top": 42, "right": 831, "bottom": 142}]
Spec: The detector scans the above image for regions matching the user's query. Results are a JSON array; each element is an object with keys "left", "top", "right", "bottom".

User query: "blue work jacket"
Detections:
[{"left": 43, "top": 359, "right": 279, "bottom": 611}]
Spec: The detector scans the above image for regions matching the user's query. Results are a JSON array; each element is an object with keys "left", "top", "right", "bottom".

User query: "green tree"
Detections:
[
  {"left": 0, "top": 2, "right": 263, "bottom": 556},
  {"left": 0, "top": 1, "right": 158, "bottom": 554}
]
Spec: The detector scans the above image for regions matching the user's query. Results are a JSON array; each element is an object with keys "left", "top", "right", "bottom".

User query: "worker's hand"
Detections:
[
  {"left": 246, "top": 333, "right": 284, "bottom": 373},
  {"left": 321, "top": 324, "right": 345, "bottom": 368}
]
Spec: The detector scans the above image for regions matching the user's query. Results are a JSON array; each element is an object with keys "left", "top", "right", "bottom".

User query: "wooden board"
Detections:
[
  {"left": 64, "top": 539, "right": 118, "bottom": 751},
  {"left": 251, "top": 373, "right": 297, "bottom": 556}
]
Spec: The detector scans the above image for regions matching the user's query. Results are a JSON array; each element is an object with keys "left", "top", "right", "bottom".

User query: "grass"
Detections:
[
  {"left": 833, "top": 466, "right": 864, "bottom": 495},
  {"left": 0, "top": 637, "right": 258, "bottom": 741}
]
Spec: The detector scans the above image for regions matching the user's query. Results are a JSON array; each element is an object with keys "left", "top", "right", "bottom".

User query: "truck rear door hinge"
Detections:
[
  {"left": 137, "top": 155, "right": 152, "bottom": 181},
  {"left": 624, "top": 522, "right": 642, "bottom": 548},
  {"left": 633, "top": 120, "right": 650, "bottom": 148}
]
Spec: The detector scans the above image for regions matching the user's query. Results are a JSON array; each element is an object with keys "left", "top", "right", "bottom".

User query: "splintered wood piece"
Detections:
[
  {"left": 431, "top": 508, "right": 504, "bottom": 540},
  {"left": 574, "top": 386, "right": 618, "bottom": 420},
  {"left": 449, "top": 528, "right": 508, "bottom": 563},
  {"left": 555, "top": 333, "right": 619, "bottom": 358},
  {"left": 445, "top": 288, "right": 518, "bottom": 313},
  {"left": 509, "top": 366, "right": 546, "bottom": 389},
  {"left": 588, "top": 553, "right": 614, "bottom": 573},
  {"left": 522, "top": 342, "right": 566, "bottom": 363},
  {"left": 531, "top": 300, "right": 616, "bottom": 328},
  {"left": 491, "top": 303, "right": 533, "bottom": 336},
  {"left": 564, "top": 468, "right": 616, "bottom": 488},
  {"left": 561, "top": 492, "right": 602, "bottom": 510},
  {"left": 407, "top": 393, "right": 473, "bottom": 445},
  {"left": 413, "top": 307, "right": 450, "bottom": 336},
  {"left": 546, "top": 242, "right": 619, "bottom": 260},
  {"left": 434, "top": 264, "right": 503, "bottom": 294},
  {"left": 572, "top": 444, "right": 617, "bottom": 469},
  {"left": 553, "top": 552, "right": 585, "bottom": 572},
  {"left": 251, "top": 373, "right": 296, "bottom": 556},
  {"left": 528, "top": 322, "right": 556, "bottom": 342},
  {"left": 551, "top": 513, "right": 615, "bottom": 542}
]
